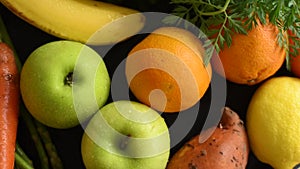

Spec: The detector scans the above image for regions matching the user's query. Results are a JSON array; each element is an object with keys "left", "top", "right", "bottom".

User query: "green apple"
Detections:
[
  {"left": 20, "top": 40, "right": 110, "bottom": 129},
  {"left": 81, "top": 100, "right": 170, "bottom": 169}
]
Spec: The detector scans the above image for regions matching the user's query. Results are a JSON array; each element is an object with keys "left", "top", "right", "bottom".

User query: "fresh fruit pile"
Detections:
[{"left": 0, "top": 0, "right": 300, "bottom": 169}]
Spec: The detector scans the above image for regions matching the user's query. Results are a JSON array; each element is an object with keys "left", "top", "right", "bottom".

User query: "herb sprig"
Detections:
[{"left": 164, "top": 0, "right": 300, "bottom": 69}]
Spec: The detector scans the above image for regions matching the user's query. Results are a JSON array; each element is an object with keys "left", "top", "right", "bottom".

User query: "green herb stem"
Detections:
[
  {"left": 15, "top": 152, "right": 34, "bottom": 169},
  {"left": 197, "top": 0, "right": 230, "bottom": 16},
  {"left": 198, "top": 0, "right": 223, "bottom": 9},
  {"left": 20, "top": 109, "right": 50, "bottom": 169},
  {"left": 15, "top": 143, "right": 33, "bottom": 167},
  {"left": 35, "top": 121, "right": 64, "bottom": 169}
]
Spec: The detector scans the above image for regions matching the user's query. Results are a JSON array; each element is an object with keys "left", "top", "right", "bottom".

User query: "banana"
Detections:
[{"left": 0, "top": 0, "right": 145, "bottom": 45}]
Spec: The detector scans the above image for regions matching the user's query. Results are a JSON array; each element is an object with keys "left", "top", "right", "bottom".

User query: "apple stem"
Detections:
[
  {"left": 119, "top": 134, "right": 131, "bottom": 150},
  {"left": 64, "top": 72, "right": 73, "bottom": 86}
]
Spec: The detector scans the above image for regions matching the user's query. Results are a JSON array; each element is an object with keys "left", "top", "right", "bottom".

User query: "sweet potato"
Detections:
[{"left": 167, "top": 107, "right": 249, "bottom": 169}]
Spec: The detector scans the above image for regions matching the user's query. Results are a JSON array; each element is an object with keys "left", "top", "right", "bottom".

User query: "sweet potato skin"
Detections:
[{"left": 167, "top": 107, "right": 249, "bottom": 169}]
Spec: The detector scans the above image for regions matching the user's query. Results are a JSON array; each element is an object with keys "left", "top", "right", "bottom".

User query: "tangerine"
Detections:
[
  {"left": 211, "top": 18, "right": 286, "bottom": 85},
  {"left": 290, "top": 53, "right": 300, "bottom": 78},
  {"left": 125, "top": 27, "right": 211, "bottom": 113},
  {"left": 288, "top": 30, "right": 300, "bottom": 78}
]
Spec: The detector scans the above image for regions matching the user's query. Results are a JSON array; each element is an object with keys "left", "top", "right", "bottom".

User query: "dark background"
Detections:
[{"left": 0, "top": 2, "right": 293, "bottom": 169}]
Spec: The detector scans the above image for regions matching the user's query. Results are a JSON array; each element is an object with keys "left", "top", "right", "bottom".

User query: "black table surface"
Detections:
[{"left": 0, "top": 3, "right": 292, "bottom": 169}]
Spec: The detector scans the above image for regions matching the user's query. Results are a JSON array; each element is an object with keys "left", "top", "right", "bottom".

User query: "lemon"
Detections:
[{"left": 247, "top": 76, "right": 300, "bottom": 169}]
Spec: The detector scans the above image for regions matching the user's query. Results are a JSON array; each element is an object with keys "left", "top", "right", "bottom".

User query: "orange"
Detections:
[
  {"left": 290, "top": 52, "right": 300, "bottom": 77},
  {"left": 211, "top": 18, "right": 286, "bottom": 85},
  {"left": 125, "top": 27, "right": 212, "bottom": 113},
  {"left": 288, "top": 30, "right": 300, "bottom": 78}
]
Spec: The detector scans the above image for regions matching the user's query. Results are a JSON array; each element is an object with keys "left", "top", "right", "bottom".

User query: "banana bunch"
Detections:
[{"left": 0, "top": 0, "right": 145, "bottom": 45}]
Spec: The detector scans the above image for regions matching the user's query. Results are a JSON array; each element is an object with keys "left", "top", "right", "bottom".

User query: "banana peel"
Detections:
[{"left": 0, "top": 0, "right": 145, "bottom": 45}]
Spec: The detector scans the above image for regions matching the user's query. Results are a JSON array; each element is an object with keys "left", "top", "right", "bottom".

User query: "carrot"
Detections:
[{"left": 0, "top": 42, "right": 20, "bottom": 169}]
